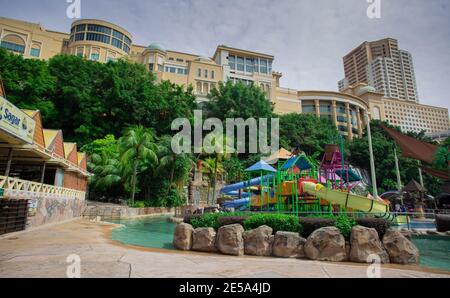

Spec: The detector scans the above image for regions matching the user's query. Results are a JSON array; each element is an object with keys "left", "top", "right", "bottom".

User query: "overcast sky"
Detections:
[{"left": 1, "top": 0, "right": 449, "bottom": 109}]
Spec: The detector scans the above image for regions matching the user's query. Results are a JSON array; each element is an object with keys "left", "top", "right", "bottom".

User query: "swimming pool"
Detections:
[
  {"left": 110, "top": 216, "right": 176, "bottom": 249},
  {"left": 109, "top": 216, "right": 450, "bottom": 272},
  {"left": 412, "top": 236, "right": 450, "bottom": 272}
]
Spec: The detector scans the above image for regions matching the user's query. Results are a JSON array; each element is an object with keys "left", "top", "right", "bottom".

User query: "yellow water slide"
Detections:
[{"left": 301, "top": 182, "right": 390, "bottom": 214}]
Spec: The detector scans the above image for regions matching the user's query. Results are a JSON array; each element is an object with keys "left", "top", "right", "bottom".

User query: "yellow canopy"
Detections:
[{"left": 263, "top": 148, "right": 293, "bottom": 164}]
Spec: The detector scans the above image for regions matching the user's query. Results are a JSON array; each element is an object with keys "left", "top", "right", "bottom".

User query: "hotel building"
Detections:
[
  {"left": 1, "top": 16, "right": 449, "bottom": 140},
  {"left": 339, "top": 38, "right": 419, "bottom": 102}
]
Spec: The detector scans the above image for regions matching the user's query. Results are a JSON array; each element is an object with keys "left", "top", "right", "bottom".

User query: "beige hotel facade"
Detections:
[{"left": 1, "top": 16, "right": 449, "bottom": 140}]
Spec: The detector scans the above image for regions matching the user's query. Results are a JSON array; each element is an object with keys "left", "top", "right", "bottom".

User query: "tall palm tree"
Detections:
[
  {"left": 118, "top": 126, "right": 158, "bottom": 206},
  {"left": 201, "top": 157, "right": 224, "bottom": 205},
  {"left": 88, "top": 152, "right": 122, "bottom": 194}
]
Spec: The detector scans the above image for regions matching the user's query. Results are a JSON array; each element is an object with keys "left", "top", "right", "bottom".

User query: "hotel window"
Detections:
[
  {"left": 86, "top": 33, "right": 110, "bottom": 44},
  {"left": 124, "top": 36, "right": 132, "bottom": 45},
  {"left": 196, "top": 82, "right": 202, "bottom": 93},
  {"left": 30, "top": 47, "right": 40, "bottom": 57},
  {"left": 302, "top": 103, "right": 315, "bottom": 113},
  {"left": 112, "top": 30, "right": 124, "bottom": 40},
  {"left": 229, "top": 55, "right": 235, "bottom": 70},
  {"left": 337, "top": 116, "right": 348, "bottom": 123},
  {"left": 111, "top": 38, "right": 123, "bottom": 50},
  {"left": 158, "top": 64, "right": 164, "bottom": 71},
  {"left": 236, "top": 56, "right": 245, "bottom": 71},
  {"left": 197, "top": 68, "right": 201, "bottom": 77},
  {"left": 203, "top": 82, "right": 209, "bottom": 94},
  {"left": 0, "top": 35, "right": 26, "bottom": 54},
  {"left": 204, "top": 69, "right": 208, "bottom": 78},
  {"left": 260, "top": 59, "right": 268, "bottom": 74},
  {"left": 245, "top": 58, "right": 254, "bottom": 73},
  {"left": 76, "top": 47, "right": 84, "bottom": 57},
  {"left": 74, "top": 33, "right": 85, "bottom": 41},
  {"left": 176, "top": 58, "right": 184, "bottom": 62},
  {"left": 75, "top": 24, "right": 86, "bottom": 32},
  {"left": 90, "top": 49, "right": 100, "bottom": 61},
  {"left": 90, "top": 53, "right": 100, "bottom": 61},
  {"left": 87, "top": 24, "right": 112, "bottom": 35},
  {"left": 211, "top": 70, "right": 215, "bottom": 79},
  {"left": 123, "top": 44, "right": 130, "bottom": 54}
]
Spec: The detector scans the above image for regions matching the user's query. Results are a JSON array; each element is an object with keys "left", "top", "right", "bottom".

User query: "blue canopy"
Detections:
[
  {"left": 281, "top": 155, "right": 313, "bottom": 171},
  {"left": 245, "top": 160, "right": 277, "bottom": 173}
]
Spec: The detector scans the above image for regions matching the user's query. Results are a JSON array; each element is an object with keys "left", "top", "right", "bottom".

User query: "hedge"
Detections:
[
  {"left": 243, "top": 214, "right": 302, "bottom": 234},
  {"left": 355, "top": 218, "right": 390, "bottom": 239}
]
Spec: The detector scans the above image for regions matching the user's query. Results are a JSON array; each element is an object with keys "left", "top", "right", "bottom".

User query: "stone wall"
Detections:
[{"left": 27, "top": 196, "right": 86, "bottom": 228}]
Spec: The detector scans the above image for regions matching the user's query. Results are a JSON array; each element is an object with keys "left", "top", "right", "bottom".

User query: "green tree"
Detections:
[
  {"left": 81, "top": 134, "right": 118, "bottom": 157},
  {"left": 279, "top": 113, "right": 341, "bottom": 159},
  {"left": 118, "top": 126, "right": 158, "bottom": 205},
  {"left": 201, "top": 157, "right": 224, "bottom": 204},
  {"left": 205, "top": 81, "right": 274, "bottom": 120},
  {"left": 0, "top": 48, "right": 56, "bottom": 121},
  {"left": 88, "top": 152, "right": 122, "bottom": 197}
]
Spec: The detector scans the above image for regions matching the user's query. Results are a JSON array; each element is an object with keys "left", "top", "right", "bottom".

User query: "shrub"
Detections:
[
  {"left": 183, "top": 214, "right": 202, "bottom": 224},
  {"left": 334, "top": 215, "right": 357, "bottom": 239},
  {"left": 218, "top": 216, "right": 249, "bottom": 227},
  {"left": 355, "top": 218, "right": 391, "bottom": 238},
  {"left": 243, "top": 214, "right": 302, "bottom": 234},
  {"left": 299, "top": 217, "right": 336, "bottom": 238},
  {"left": 190, "top": 213, "right": 222, "bottom": 230}
]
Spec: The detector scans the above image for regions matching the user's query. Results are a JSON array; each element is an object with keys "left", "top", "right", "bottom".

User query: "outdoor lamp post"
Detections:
[{"left": 365, "top": 112, "right": 378, "bottom": 199}]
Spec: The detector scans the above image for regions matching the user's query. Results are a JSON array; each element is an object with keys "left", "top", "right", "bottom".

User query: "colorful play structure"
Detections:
[{"left": 220, "top": 144, "right": 392, "bottom": 219}]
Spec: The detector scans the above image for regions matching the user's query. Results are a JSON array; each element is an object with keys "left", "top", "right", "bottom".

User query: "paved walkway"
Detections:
[{"left": 0, "top": 219, "right": 448, "bottom": 278}]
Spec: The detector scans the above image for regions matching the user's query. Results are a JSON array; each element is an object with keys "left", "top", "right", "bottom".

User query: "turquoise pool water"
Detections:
[
  {"left": 412, "top": 236, "right": 450, "bottom": 272},
  {"left": 110, "top": 216, "right": 176, "bottom": 249},
  {"left": 109, "top": 216, "right": 449, "bottom": 272}
]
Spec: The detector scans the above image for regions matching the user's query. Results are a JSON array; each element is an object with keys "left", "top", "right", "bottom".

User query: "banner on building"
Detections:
[{"left": 0, "top": 95, "right": 36, "bottom": 144}]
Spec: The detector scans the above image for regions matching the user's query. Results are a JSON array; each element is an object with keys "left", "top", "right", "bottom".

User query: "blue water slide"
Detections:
[
  {"left": 220, "top": 175, "right": 274, "bottom": 194},
  {"left": 222, "top": 198, "right": 250, "bottom": 209}
]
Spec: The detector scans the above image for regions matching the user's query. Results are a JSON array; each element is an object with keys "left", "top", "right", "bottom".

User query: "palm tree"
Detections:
[
  {"left": 118, "top": 126, "right": 158, "bottom": 206},
  {"left": 201, "top": 157, "right": 224, "bottom": 205},
  {"left": 88, "top": 152, "right": 122, "bottom": 195}
]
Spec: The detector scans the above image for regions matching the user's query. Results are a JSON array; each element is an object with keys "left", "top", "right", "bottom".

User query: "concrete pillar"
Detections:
[
  {"left": 356, "top": 108, "right": 363, "bottom": 137},
  {"left": 40, "top": 162, "right": 47, "bottom": 184},
  {"left": 332, "top": 100, "right": 338, "bottom": 127},
  {"left": 314, "top": 99, "right": 320, "bottom": 117},
  {"left": 345, "top": 102, "right": 353, "bottom": 140}
]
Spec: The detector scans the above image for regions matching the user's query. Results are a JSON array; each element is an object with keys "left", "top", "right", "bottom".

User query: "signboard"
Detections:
[{"left": 0, "top": 95, "right": 36, "bottom": 144}]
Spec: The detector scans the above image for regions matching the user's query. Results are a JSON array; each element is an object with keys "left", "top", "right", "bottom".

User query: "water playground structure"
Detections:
[{"left": 220, "top": 145, "right": 392, "bottom": 219}]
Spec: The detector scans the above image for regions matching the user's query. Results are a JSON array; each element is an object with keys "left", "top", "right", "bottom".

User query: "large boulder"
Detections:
[
  {"left": 192, "top": 227, "right": 217, "bottom": 252},
  {"left": 243, "top": 225, "right": 274, "bottom": 256},
  {"left": 349, "top": 226, "right": 389, "bottom": 263},
  {"left": 216, "top": 224, "right": 245, "bottom": 256},
  {"left": 173, "top": 223, "right": 194, "bottom": 250},
  {"left": 382, "top": 229, "right": 420, "bottom": 264},
  {"left": 272, "top": 231, "right": 306, "bottom": 258},
  {"left": 304, "top": 227, "right": 346, "bottom": 262}
]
